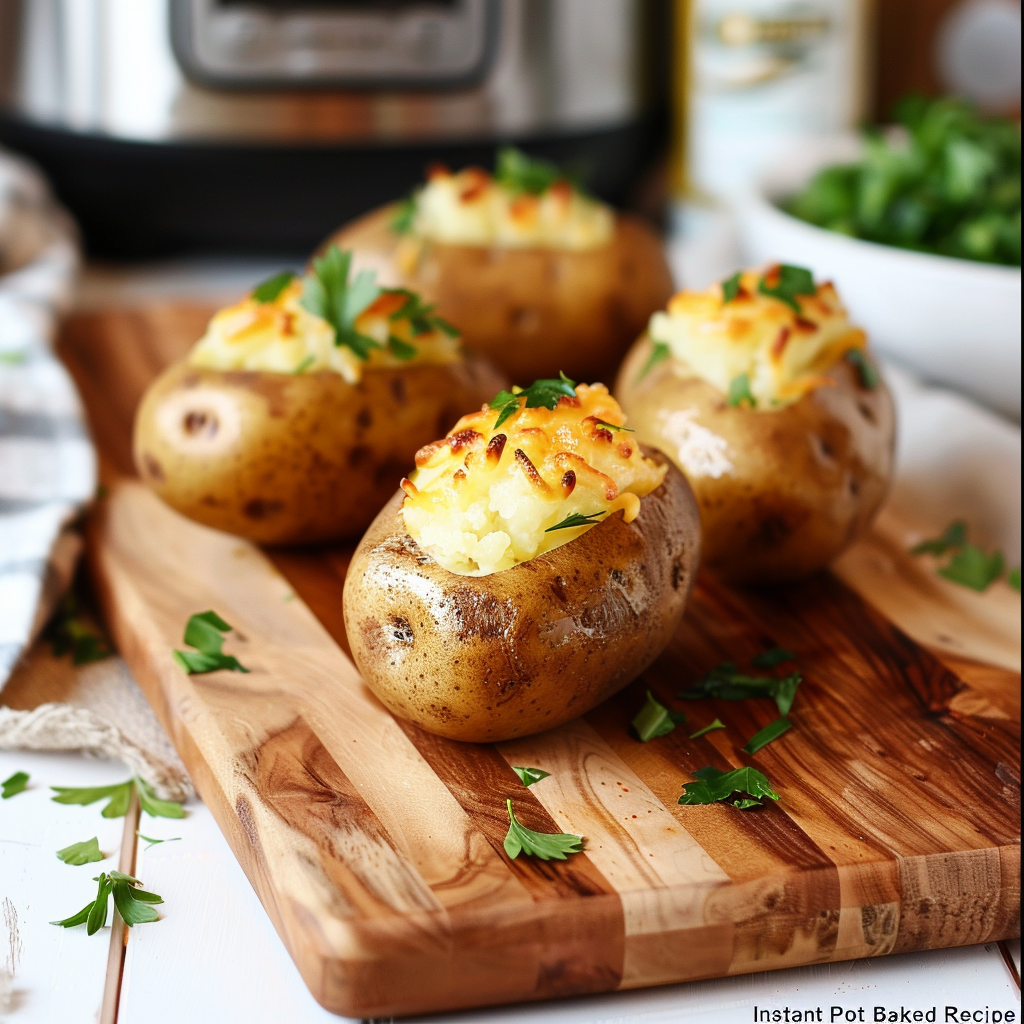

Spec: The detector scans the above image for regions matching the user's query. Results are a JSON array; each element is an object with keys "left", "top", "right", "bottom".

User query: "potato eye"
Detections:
[{"left": 183, "top": 409, "right": 219, "bottom": 437}]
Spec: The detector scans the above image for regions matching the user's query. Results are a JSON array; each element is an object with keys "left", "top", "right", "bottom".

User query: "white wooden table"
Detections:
[{"left": 1, "top": 749, "right": 1019, "bottom": 1024}]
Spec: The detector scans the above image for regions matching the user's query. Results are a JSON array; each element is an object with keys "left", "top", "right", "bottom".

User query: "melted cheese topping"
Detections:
[
  {"left": 401, "top": 383, "right": 666, "bottom": 576},
  {"left": 648, "top": 268, "right": 867, "bottom": 409},
  {"left": 409, "top": 166, "right": 614, "bottom": 251},
  {"left": 188, "top": 280, "right": 461, "bottom": 384}
]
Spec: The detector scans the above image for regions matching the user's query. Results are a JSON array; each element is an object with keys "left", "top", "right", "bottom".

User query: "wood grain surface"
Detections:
[{"left": 58, "top": 307, "right": 1021, "bottom": 1018}]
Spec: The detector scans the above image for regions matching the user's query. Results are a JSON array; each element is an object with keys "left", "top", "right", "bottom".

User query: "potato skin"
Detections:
[
  {"left": 327, "top": 205, "right": 674, "bottom": 385},
  {"left": 342, "top": 451, "right": 700, "bottom": 742},
  {"left": 615, "top": 338, "right": 895, "bottom": 585},
  {"left": 132, "top": 356, "right": 505, "bottom": 545}
]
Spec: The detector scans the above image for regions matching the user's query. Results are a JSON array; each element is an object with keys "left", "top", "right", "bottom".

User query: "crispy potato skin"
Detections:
[
  {"left": 615, "top": 337, "right": 895, "bottom": 585},
  {"left": 132, "top": 356, "right": 505, "bottom": 545},
  {"left": 343, "top": 451, "right": 700, "bottom": 742},
  {"left": 326, "top": 205, "right": 674, "bottom": 385}
]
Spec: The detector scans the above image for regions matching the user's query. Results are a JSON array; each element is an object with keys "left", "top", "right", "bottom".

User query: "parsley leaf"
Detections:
[
  {"left": 52, "top": 872, "right": 163, "bottom": 933},
  {"left": 387, "top": 336, "right": 417, "bottom": 360},
  {"left": 390, "top": 193, "right": 418, "bottom": 235},
  {"left": 912, "top": 519, "right": 968, "bottom": 556},
  {"left": 845, "top": 348, "right": 880, "bottom": 389},
  {"left": 495, "top": 147, "right": 578, "bottom": 195},
  {"left": 545, "top": 511, "right": 605, "bottom": 533},
  {"left": 511, "top": 766, "right": 551, "bottom": 787},
  {"left": 751, "top": 647, "right": 796, "bottom": 669},
  {"left": 44, "top": 593, "right": 111, "bottom": 666},
  {"left": 594, "top": 419, "right": 634, "bottom": 432},
  {"left": 173, "top": 610, "right": 249, "bottom": 675},
  {"left": 757, "top": 264, "right": 816, "bottom": 312},
  {"left": 300, "top": 245, "right": 382, "bottom": 360},
  {"left": 251, "top": 270, "right": 296, "bottom": 304},
  {"left": 489, "top": 372, "right": 577, "bottom": 429},
  {"left": 636, "top": 340, "right": 670, "bottom": 382},
  {"left": 939, "top": 545, "right": 1005, "bottom": 591},
  {"left": 678, "top": 765, "right": 780, "bottom": 809},
  {"left": 137, "top": 832, "right": 182, "bottom": 850},
  {"left": 679, "top": 663, "right": 802, "bottom": 716},
  {"left": 388, "top": 288, "right": 455, "bottom": 337},
  {"left": 721, "top": 271, "right": 743, "bottom": 302},
  {"left": 136, "top": 778, "right": 186, "bottom": 819},
  {"left": 51, "top": 778, "right": 185, "bottom": 819},
  {"left": 689, "top": 719, "right": 726, "bottom": 739},
  {"left": 1, "top": 771, "right": 29, "bottom": 799},
  {"left": 503, "top": 800, "right": 584, "bottom": 861},
  {"left": 631, "top": 689, "right": 687, "bottom": 742},
  {"left": 56, "top": 837, "right": 105, "bottom": 865},
  {"left": 727, "top": 373, "right": 756, "bottom": 408},
  {"left": 291, "top": 355, "right": 316, "bottom": 375},
  {"left": 742, "top": 716, "right": 792, "bottom": 754}
]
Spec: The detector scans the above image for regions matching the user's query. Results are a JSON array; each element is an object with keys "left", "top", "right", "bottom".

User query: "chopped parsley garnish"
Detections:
[
  {"left": 845, "top": 348, "right": 880, "bottom": 389},
  {"left": 390, "top": 193, "right": 418, "bottom": 235},
  {"left": 300, "top": 245, "right": 382, "bottom": 360},
  {"left": 545, "top": 511, "right": 605, "bottom": 533},
  {"left": 44, "top": 593, "right": 111, "bottom": 666},
  {"left": 727, "top": 373, "right": 756, "bottom": 408},
  {"left": 757, "top": 264, "right": 816, "bottom": 312},
  {"left": 51, "top": 778, "right": 185, "bottom": 820},
  {"left": 721, "top": 271, "right": 743, "bottom": 302},
  {"left": 911, "top": 519, "right": 1010, "bottom": 592},
  {"left": 594, "top": 419, "right": 633, "bottom": 432},
  {"left": 511, "top": 766, "right": 550, "bottom": 787},
  {"left": 51, "top": 871, "right": 163, "bottom": 933},
  {"left": 631, "top": 689, "right": 687, "bottom": 742},
  {"left": 495, "top": 146, "right": 579, "bottom": 196},
  {"left": 173, "top": 610, "right": 249, "bottom": 675},
  {"left": 251, "top": 270, "right": 296, "bottom": 304},
  {"left": 291, "top": 355, "right": 316, "bottom": 375},
  {"left": 388, "top": 288, "right": 458, "bottom": 338},
  {"left": 636, "top": 340, "right": 670, "bottom": 382},
  {"left": 489, "top": 372, "right": 577, "bottom": 429},
  {"left": 387, "top": 336, "right": 417, "bottom": 360},
  {"left": 56, "top": 837, "right": 105, "bottom": 866},
  {"left": 742, "top": 716, "right": 792, "bottom": 755},
  {"left": 678, "top": 765, "right": 780, "bottom": 810},
  {"left": 1, "top": 771, "right": 29, "bottom": 799},
  {"left": 751, "top": 647, "right": 796, "bottom": 669},
  {"left": 689, "top": 719, "right": 726, "bottom": 739},
  {"left": 138, "top": 833, "right": 182, "bottom": 850},
  {"left": 679, "top": 663, "right": 802, "bottom": 716},
  {"left": 503, "top": 800, "right": 584, "bottom": 861}
]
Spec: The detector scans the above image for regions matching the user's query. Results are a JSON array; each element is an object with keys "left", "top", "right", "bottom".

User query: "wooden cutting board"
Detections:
[{"left": 58, "top": 306, "right": 1020, "bottom": 1019}]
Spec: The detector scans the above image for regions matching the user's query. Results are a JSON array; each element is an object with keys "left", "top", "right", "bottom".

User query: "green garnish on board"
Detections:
[
  {"left": 56, "top": 837, "right": 105, "bottom": 866},
  {"left": 173, "top": 611, "right": 249, "bottom": 675},
  {"left": 742, "top": 717, "right": 792, "bottom": 755},
  {"left": 679, "top": 663, "right": 802, "bottom": 717},
  {"left": 138, "top": 833, "right": 182, "bottom": 850},
  {"left": 511, "top": 767, "right": 550, "bottom": 788},
  {"left": 51, "top": 778, "right": 185, "bottom": 820},
  {"left": 911, "top": 519, "right": 1011, "bottom": 592},
  {"left": 631, "top": 690, "right": 687, "bottom": 742},
  {"left": 545, "top": 511, "right": 605, "bottom": 533},
  {"left": 44, "top": 593, "right": 111, "bottom": 666},
  {"left": 51, "top": 871, "right": 163, "bottom": 934},
  {"left": 751, "top": 647, "right": 796, "bottom": 669},
  {"left": 1, "top": 771, "right": 29, "bottom": 799},
  {"left": 678, "top": 766, "right": 780, "bottom": 810},
  {"left": 251, "top": 270, "right": 296, "bottom": 304},
  {"left": 689, "top": 719, "right": 726, "bottom": 739},
  {"left": 300, "top": 245, "right": 382, "bottom": 360},
  {"left": 503, "top": 800, "right": 584, "bottom": 861},
  {"left": 489, "top": 372, "right": 577, "bottom": 430}
]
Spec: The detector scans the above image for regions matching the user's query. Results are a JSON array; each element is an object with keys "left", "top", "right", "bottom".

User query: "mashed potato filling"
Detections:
[
  {"left": 188, "top": 279, "right": 461, "bottom": 385},
  {"left": 401, "top": 383, "right": 666, "bottom": 576},
  {"left": 409, "top": 165, "right": 614, "bottom": 251},
  {"left": 648, "top": 267, "right": 867, "bottom": 409}
]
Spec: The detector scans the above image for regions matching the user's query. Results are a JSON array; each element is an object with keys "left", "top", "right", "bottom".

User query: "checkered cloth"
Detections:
[{"left": 0, "top": 148, "right": 93, "bottom": 688}]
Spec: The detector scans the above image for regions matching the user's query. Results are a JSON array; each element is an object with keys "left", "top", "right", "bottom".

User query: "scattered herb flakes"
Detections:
[
  {"left": 845, "top": 348, "right": 880, "bottom": 389},
  {"left": 251, "top": 270, "right": 296, "bottom": 304},
  {"left": 911, "top": 519, "right": 1010, "bottom": 592},
  {"left": 594, "top": 419, "right": 633, "bottom": 432},
  {"left": 51, "top": 779, "right": 185, "bottom": 820},
  {"left": 637, "top": 340, "right": 670, "bottom": 382},
  {"left": 137, "top": 833, "right": 182, "bottom": 850},
  {"left": 495, "top": 146, "right": 579, "bottom": 196},
  {"left": 631, "top": 690, "right": 687, "bottom": 742},
  {"left": 489, "top": 372, "right": 577, "bottom": 429},
  {"left": 757, "top": 264, "right": 816, "bottom": 312},
  {"left": 721, "top": 271, "right": 743, "bottom": 302},
  {"left": 727, "top": 373, "right": 756, "bottom": 409},
  {"left": 678, "top": 766, "right": 780, "bottom": 809},
  {"left": 52, "top": 871, "right": 163, "bottom": 933},
  {"left": 300, "top": 244, "right": 382, "bottom": 360},
  {"left": 751, "top": 647, "right": 796, "bottom": 669},
  {"left": 689, "top": 719, "right": 726, "bottom": 739},
  {"left": 511, "top": 767, "right": 551, "bottom": 788},
  {"left": 44, "top": 593, "right": 112, "bottom": 666},
  {"left": 390, "top": 193, "right": 418, "bottom": 235},
  {"left": 56, "top": 837, "right": 105, "bottom": 866},
  {"left": 680, "top": 663, "right": 802, "bottom": 716},
  {"left": 173, "top": 610, "right": 249, "bottom": 675},
  {"left": 1, "top": 771, "right": 29, "bottom": 799},
  {"left": 742, "top": 717, "right": 793, "bottom": 755},
  {"left": 503, "top": 800, "right": 584, "bottom": 861},
  {"left": 545, "top": 511, "right": 605, "bottom": 533}
]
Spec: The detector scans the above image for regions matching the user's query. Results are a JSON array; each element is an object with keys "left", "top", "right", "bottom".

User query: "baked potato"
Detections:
[
  {"left": 133, "top": 248, "right": 504, "bottom": 545},
  {"left": 615, "top": 266, "right": 895, "bottom": 585},
  {"left": 325, "top": 148, "right": 674, "bottom": 385},
  {"left": 343, "top": 378, "right": 701, "bottom": 742}
]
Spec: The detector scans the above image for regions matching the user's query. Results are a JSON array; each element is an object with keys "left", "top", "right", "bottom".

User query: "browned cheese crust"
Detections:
[
  {"left": 326, "top": 204, "right": 675, "bottom": 386},
  {"left": 615, "top": 338, "right": 895, "bottom": 585},
  {"left": 342, "top": 450, "right": 700, "bottom": 742},
  {"left": 132, "top": 355, "right": 505, "bottom": 545}
]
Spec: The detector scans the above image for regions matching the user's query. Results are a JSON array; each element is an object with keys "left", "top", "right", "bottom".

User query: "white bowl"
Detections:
[{"left": 737, "top": 135, "right": 1022, "bottom": 420}]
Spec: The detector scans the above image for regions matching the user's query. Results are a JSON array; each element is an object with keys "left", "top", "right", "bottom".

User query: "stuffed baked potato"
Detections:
[
  {"left": 615, "top": 265, "right": 895, "bottom": 585},
  {"left": 343, "top": 377, "right": 701, "bottom": 742},
  {"left": 133, "top": 248, "right": 504, "bottom": 545},
  {"left": 326, "top": 148, "right": 674, "bottom": 385}
]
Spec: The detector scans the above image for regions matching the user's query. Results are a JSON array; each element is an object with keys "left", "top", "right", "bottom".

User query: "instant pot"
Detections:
[{"left": 0, "top": 0, "right": 667, "bottom": 256}]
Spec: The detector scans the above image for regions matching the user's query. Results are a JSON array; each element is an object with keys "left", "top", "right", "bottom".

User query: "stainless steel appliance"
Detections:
[{"left": 0, "top": 0, "right": 667, "bottom": 255}]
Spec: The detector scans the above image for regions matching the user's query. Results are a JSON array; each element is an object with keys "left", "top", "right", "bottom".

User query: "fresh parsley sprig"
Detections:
[
  {"left": 545, "top": 511, "right": 605, "bottom": 533},
  {"left": 138, "top": 832, "right": 182, "bottom": 850},
  {"left": 51, "top": 778, "right": 185, "bottom": 820},
  {"left": 721, "top": 271, "right": 743, "bottom": 302},
  {"left": 631, "top": 690, "right": 687, "bottom": 742},
  {"left": 678, "top": 765, "right": 780, "bottom": 810},
  {"left": 495, "top": 147, "right": 580, "bottom": 196},
  {"left": 388, "top": 288, "right": 459, "bottom": 338},
  {"left": 503, "top": 800, "right": 584, "bottom": 861},
  {"left": 679, "top": 662, "right": 802, "bottom": 716},
  {"left": 1, "top": 771, "right": 29, "bottom": 799},
  {"left": 56, "top": 837, "right": 105, "bottom": 866},
  {"left": 251, "top": 270, "right": 296, "bottom": 304},
  {"left": 511, "top": 767, "right": 550, "bottom": 787},
  {"left": 390, "top": 193, "right": 418, "bottom": 235},
  {"left": 51, "top": 871, "right": 163, "bottom": 934},
  {"left": 489, "top": 372, "right": 577, "bottom": 429},
  {"left": 757, "top": 264, "right": 816, "bottom": 312},
  {"left": 173, "top": 610, "right": 249, "bottom": 675},
  {"left": 911, "top": 519, "right": 1012, "bottom": 592},
  {"left": 742, "top": 716, "right": 792, "bottom": 755},
  {"left": 300, "top": 245, "right": 382, "bottom": 360}
]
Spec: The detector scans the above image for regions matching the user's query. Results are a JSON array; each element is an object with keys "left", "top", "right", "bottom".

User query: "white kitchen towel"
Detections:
[{"left": 0, "top": 147, "right": 94, "bottom": 689}]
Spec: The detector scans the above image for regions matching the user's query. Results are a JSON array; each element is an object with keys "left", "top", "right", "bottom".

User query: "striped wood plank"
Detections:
[{"left": 57, "top": 307, "right": 1020, "bottom": 1018}]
